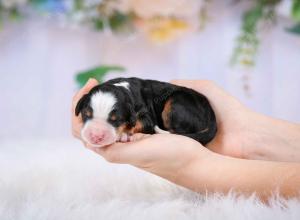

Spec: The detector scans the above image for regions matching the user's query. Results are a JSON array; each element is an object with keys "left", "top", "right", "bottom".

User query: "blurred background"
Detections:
[{"left": 0, "top": 0, "right": 299, "bottom": 140}]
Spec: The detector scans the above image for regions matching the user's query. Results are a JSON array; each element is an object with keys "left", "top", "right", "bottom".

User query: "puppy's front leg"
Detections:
[
  {"left": 154, "top": 126, "right": 170, "bottom": 134},
  {"left": 117, "top": 133, "right": 130, "bottom": 143}
]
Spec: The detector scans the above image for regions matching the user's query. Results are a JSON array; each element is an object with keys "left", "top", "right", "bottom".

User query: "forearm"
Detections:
[
  {"left": 246, "top": 112, "right": 300, "bottom": 162},
  {"left": 170, "top": 152, "right": 300, "bottom": 201}
]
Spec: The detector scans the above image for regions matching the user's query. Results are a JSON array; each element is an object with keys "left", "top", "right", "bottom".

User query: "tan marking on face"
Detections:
[{"left": 162, "top": 98, "right": 172, "bottom": 129}]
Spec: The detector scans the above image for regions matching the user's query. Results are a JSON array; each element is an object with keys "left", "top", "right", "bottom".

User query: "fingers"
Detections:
[
  {"left": 93, "top": 143, "right": 127, "bottom": 163},
  {"left": 171, "top": 79, "right": 216, "bottom": 96},
  {"left": 171, "top": 79, "right": 223, "bottom": 109},
  {"left": 92, "top": 133, "right": 152, "bottom": 164},
  {"left": 171, "top": 79, "right": 211, "bottom": 87},
  {"left": 171, "top": 79, "right": 242, "bottom": 115},
  {"left": 84, "top": 141, "right": 93, "bottom": 149},
  {"left": 72, "top": 123, "right": 82, "bottom": 138},
  {"left": 129, "top": 133, "right": 151, "bottom": 142},
  {"left": 171, "top": 79, "right": 234, "bottom": 102}
]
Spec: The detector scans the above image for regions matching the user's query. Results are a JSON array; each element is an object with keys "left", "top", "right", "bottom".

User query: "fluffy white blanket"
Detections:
[{"left": 0, "top": 139, "right": 299, "bottom": 220}]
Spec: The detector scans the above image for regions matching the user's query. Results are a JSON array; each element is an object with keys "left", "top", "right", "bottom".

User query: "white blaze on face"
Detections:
[
  {"left": 91, "top": 91, "right": 117, "bottom": 119},
  {"left": 81, "top": 91, "right": 118, "bottom": 147}
]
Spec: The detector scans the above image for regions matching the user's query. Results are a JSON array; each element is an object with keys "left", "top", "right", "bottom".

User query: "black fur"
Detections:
[
  {"left": 75, "top": 94, "right": 91, "bottom": 117},
  {"left": 75, "top": 77, "right": 217, "bottom": 145}
]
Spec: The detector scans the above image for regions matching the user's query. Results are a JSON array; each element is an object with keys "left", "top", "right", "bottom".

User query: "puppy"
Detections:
[{"left": 75, "top": 77, "right": 217, "bottom": 147}]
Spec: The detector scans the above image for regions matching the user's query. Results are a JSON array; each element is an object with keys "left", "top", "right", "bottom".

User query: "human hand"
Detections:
[
  {"left": 171, "top": 80, "right": 255, "bottom": 159},
  {"left": 71, "top": 79, "right": 300, "bottom": 199},
  {"left": 89, "top": 131, "right": 300, "bottom": 202},
  {"left": 72, "top": 79, "right": 300, "bottom": 163},
  {"left": 172, "top": 80, "right": 300, "bottom": 162},
  {"left": 92, "top": 133, "right": 212, "bottom": 181},
  {"left": 71, "top": 78, "right": 249, "bottom": 160},
  {"left": 71, "top": 79, "right": 211, "bottom": 179}
]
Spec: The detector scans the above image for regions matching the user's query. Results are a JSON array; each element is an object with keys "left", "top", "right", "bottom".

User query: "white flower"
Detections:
[{"left": 0, "top": 0, "right": 27, "bottom": 9}]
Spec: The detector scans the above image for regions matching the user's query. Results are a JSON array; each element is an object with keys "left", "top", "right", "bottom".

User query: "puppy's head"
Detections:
[{"left": 75, "top": 83, "right": 136, "bottom": 147}]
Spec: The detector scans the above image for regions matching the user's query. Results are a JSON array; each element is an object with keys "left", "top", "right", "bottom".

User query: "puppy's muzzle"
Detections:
[{"left": 81, "top": 119, "right": 117, "bottom": 147}]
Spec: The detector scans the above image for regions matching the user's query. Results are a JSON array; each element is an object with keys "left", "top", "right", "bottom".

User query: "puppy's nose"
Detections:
[{"left": 89, "top": 132, "right": 105, "bottom": 145}]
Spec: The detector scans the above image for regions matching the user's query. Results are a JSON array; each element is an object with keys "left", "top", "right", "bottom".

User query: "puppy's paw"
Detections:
[
  {"left": 119, "top": 133, "right": 130, "bottom": 143},
  {"left": 154, "top": 125, "right": 170, "bottom": 134}
]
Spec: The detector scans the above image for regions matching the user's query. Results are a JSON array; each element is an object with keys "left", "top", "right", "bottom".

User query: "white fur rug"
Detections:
[{"left": 0, "top": 139, "right": 300, "bottom": 220}]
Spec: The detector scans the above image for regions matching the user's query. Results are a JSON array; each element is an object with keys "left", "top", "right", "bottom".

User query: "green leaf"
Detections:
[
  {"left": 9, "top": 8, "right": 22, "bottom": 21},
  {"left": 292, "top": 0, "right": 300, "bottom": 22},
  {"left": 109, "top": 11, "right": 133, "bottom": 32},
  {"left": 230, "top": 0, "right": 280, "bottom": 67},
  {"left": 74, "top": 0, "right": 84, "bottom": 11},
  {"left": 109, "top": 11, "right": 127, "bottom": 29},
  {"left": 92, "top": 18, "right": 104, "bottom": 31},
  {"left": 286, "top": 23, "right": 300, "bottom": 35},
  {"left": 75, "top": 65, "right": 125, "bottom": 88},
  {"left": 242, "top": 4, "right": 263, "bottom": 33}
]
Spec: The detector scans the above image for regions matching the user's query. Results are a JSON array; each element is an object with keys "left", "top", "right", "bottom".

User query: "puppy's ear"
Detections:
[
  {"left": 126, "top": 103, "right": 137, "bottom": 127},
  {"left": 75, "top": 94, "right": 90, "bottom": 116},
  {"left": 129, "top": 114, "right": 137, "bottom": 127}
]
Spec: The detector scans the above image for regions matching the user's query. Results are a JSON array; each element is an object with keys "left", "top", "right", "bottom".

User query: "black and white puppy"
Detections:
[{"left": 75, "top": 77, "right": 217, "bottom": 147}]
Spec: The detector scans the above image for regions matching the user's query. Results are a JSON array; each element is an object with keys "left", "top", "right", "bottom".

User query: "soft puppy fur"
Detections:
[{"left": 75, "top": 77, "right": 217, "bottom": 147}]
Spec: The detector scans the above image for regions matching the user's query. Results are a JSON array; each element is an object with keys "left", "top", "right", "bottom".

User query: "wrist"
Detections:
[
  {"left": 173, "top": 148, "right": 221, "bottom": 193},
  {"left": 244, "top": 112, "right": 300, "bottom": 162}
]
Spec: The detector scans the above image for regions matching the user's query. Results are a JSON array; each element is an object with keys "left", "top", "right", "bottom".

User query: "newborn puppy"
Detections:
[{"left": 75, "top": 77, "right": 217, "bottom": 147}]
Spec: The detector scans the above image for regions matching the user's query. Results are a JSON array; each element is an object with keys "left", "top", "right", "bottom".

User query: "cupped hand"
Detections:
[
  {"left": 72, "top": 79, "right": 300, "bottom": 199},
  {"left": 92, "top": 133, "right": 211, "bottom": 181},
  {"left": 72, "top": 79, "right": 253, "bottom": 160},
  {"left": 71, "top": 80, "right": 211, "bottom": 179},
  {"left": 171, "top": 80, "right": 255, "bottom": 159}
]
